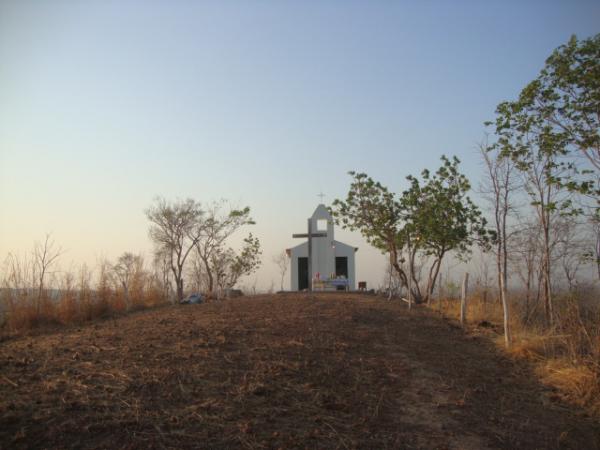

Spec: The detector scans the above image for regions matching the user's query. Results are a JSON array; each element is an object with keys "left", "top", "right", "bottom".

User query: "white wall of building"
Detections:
[{"left": 289, "top": 204, "right": 357, "bottom": 291}]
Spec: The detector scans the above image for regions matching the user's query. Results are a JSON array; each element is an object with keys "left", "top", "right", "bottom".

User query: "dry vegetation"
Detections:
[
  {"left": 433, "top": 289, "right": 600, "bottom": 419},
  {"left": 0, "top": 249, "right": 169, "bottom": 335},
  {"left": 1, "top": 293, "right": 599, "bottom": 449},
  {"left": 0, "top": 281, "right": 166, "bottom": 335}
]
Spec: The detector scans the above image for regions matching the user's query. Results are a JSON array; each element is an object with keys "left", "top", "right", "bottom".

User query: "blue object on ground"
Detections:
[{"left": 181, "top": 293, "right": 203, "bottom": 304}]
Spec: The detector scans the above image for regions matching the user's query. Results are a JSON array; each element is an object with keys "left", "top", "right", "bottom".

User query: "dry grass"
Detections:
[
  {"left": 540, "top": 359, "right": 600, "bottom": 415},
  {"left": 431, "top": 291, "right": 600, "bottom": 420},
  {"left": 0, "top": 252, "right": 171, "bottom": 335},
  {"left": 0, "top": 286, "right": 168, "bottom": 336}
]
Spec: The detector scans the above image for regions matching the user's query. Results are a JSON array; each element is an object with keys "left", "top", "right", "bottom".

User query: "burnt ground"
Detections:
[{"left": 1, "top": 293, "right": 598, "bottom": 449}]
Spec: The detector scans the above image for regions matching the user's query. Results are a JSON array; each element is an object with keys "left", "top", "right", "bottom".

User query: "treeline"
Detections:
[
  {"left": 0, "top": 236, "right": 165, "bottom": 332},
  {"left": 334, "top": 34, "right": 600, "bottom": 341},
  {"left": 0, "top": 199, "right": 262, "bottom": 332},
  {"left": 333, "top": 34, "right": 600, "bottom": 416}
]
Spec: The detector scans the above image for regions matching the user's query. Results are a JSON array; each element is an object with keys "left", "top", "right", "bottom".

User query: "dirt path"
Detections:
[{"left": 1, "top": 294, "right": 598, "bottom": 449}]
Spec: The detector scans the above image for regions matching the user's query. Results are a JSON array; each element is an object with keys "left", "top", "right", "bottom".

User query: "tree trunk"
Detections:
[
  {"left": 387, "top": 261, "right": 393, "bottom": 301},
  {"left": 389, "top": 244, "right": 423, "bottom": 303},
  {"left": 389, "top": 248, "right": 409, "bottom": 293},
  {"left": 524, "top": 263, "right": 532, "bottom": 323},
  {"left": 498, "top": 229, "right": 512, "bottom": 349},
  {"left": 425, "top": 257, "right": 442, "bottom": 305},
  {"left": 201, "top": 255, "right": 214, "bottom": 295},
  {"left": 538, "top": 189, "right": 554, "bottom": 327},
  {"left": 176, "top": 278, "right": 184, "bottom": 301},
  {"left": 543, "top": 257, "right": 553, "bottom": 325},
  {"left": 171, "top": 264, "right": 184, "bottom": 302},
  {"left": 499, "top": 268, "right": 511, "bottom": 349},
  {"left": 460, "top": 272, "right": 469, "bottom": 327},
  {"left": 408, "top": 245, "right": 423, "bottom": 303},
  {"left": 37, "top": 271, "right": 44, "bottom": 315},
  {"left": 542, "top": 221, "right": 553, "bottom": 326}
]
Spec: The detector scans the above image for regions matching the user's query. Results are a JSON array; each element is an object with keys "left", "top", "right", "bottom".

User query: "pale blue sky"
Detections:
[{"left": 1, "top": 1, "right": 598, "bottom": 289}]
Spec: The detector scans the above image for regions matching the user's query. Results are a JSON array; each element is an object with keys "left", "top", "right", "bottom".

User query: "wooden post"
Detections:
[
  {"left": 387, "top": 262, "right": 392, "bottom": 301},
  {"left": 438, "top": 272, "right": 443, "bottom": 313},
  {"left": 460, "top": 272, "right": 469, "bottom": 326},
  {"left": 307, "top": 218, "right": 312, "bottom": 292},
  {"left": 407, "top": 231, "right": 412, "bottom": 311}
]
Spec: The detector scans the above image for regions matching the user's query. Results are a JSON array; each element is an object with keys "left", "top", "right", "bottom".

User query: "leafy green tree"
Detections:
[
  {"left": 488, "top": 34, "right": 599, "bottom": 324},
  {"left": 331, "top": 171, "right": 408, "bottom": 291},
  {"left": 193, "top": 202, "right": 257, "bottom": 296},
  {"left": 222, "top": 233, "right": 262, "bottom": 292},
  {"left": 333, "top": 156, "right": 488, "bottom": 304},
  {"left": 400, "top": 156, "right": 489, "bottom": 303},
  {"left": 526, "top": 35, "right": 599, "bottom": 172},
  {"left": 492, "top": 102, "right": 568, "bottom": 325}
]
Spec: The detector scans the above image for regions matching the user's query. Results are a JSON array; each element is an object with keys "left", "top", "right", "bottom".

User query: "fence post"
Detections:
[{"left": 460, "top": 272, "right": 469, "bottom": 327}]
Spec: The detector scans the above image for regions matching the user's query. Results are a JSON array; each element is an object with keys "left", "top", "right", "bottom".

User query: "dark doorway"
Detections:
[
  {"left": 298, "top": 257, "right": 308, "bottom": 291},
  {"left": 336, "top": 257, "right": 348, "bottom": 278},
  {"left": 335, "top": 257, "right": 348, "bottom": 290}
]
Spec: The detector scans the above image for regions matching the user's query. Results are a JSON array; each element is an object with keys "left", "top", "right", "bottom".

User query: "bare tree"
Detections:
[
  {"left": 480, "top": 142, "right": 518, "bottom": 348},
  {"left": 152, "top": 248, "right": 173, "bottom": 301},
  {"left": 473, "top": 247, "right": 492, "bottom": 310},
  {"left": 553, "top": 216, "right": 589, "bottom": 292},
  {"left": 146, "top": 197, "right": 203, "bottom": 301},
  {"left": 33, "top": 234, "right": 63, "bottom": 312},
  {"left": 513, "top": 146, "right": 568, "bottom": 325},
  {"left": 508, "top": 220, "right": 542, "bottom": 323},
  {"left": 273, "top": 251, "right": 289, "bottom": 291},
  {"left": 113, "top": 252, "right": 144, "bottom": 310},
  {"left": 187, "top": 252, "right": 204, "bottom": 294}
]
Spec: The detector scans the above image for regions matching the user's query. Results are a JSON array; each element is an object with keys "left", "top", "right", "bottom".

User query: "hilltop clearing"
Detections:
[{"left": 1, "top": 293, "right": 598, "bottom": 449}]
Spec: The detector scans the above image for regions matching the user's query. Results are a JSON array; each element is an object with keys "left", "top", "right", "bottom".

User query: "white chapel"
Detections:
[{"left": 287, "top": 204, "right": 358, "bottom": 291}]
